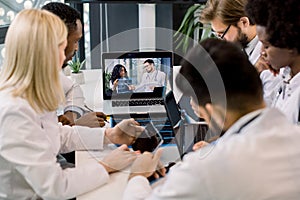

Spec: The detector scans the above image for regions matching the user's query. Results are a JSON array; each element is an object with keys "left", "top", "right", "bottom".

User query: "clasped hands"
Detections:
[{"left": 59, "top": 111, "right": 107, "bottom": 128}]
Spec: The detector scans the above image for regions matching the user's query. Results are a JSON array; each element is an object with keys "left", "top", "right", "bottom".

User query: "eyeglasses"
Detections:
[{"left": 212, "top": 25, "right": 231, "bottom": 39}]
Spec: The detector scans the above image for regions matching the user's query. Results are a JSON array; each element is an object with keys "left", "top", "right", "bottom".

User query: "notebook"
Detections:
[{"left": 102, "top": 51, "right": 173, "bottom": 115}]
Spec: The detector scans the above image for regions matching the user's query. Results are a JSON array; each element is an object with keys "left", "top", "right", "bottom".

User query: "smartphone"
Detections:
[{"left": 132, "top": 121, "right": 164, "bottom": 153}]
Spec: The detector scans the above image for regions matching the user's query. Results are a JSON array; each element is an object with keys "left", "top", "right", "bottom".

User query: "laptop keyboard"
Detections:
[
  {"left": 110, "top": 113, "right": 174, "bottom": 144},
  {"left": 112, "top": 99, "right": 164, "bottom": 107}
]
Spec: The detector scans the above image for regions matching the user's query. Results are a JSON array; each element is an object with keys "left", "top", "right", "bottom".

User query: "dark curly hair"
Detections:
[
  {"left": 111, "top": 64, "right": 128, "bottom": 84},
  {"left": 245, "top": 0, "right": 300, "bottom": 52},
  {"left": 42, "top": 2, "right": 81, "bottom": 34}
]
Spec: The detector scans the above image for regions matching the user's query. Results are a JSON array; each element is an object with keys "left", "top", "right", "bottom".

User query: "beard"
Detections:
[{"left": 235, "top": 27, "right": 249, "bottom": 49}]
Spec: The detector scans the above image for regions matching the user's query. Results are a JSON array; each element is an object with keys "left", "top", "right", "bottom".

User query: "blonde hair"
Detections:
[{"left": 0, "top": 9, "right": 67, "bottom": 113}]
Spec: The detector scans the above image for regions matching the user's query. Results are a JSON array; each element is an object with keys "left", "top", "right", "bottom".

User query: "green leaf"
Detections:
[
  {"left": 200, "top": 24, "right": 212, "bottom": 41},
  {"left": 174, "top": 3, "right": 214, "bottom": 53},
  {"left": 176, "top": 5, "right": 201, "bottom": 33},
  {"left": 68, "top": 58, "right": 84, "bottom": 73},
  {"left": 183, "top": 20, "right": 195, "bottom": 53}
]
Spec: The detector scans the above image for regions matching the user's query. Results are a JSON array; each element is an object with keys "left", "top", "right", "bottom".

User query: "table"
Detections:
[
  {"left": 76, "top": 69, "right": 181, "bottom": 200},
  {"left": 76, "top": 145, "right": 131, "bottom": 200},
  {"left": 76, "top": 144, "right": 180, "bottom": 200}
]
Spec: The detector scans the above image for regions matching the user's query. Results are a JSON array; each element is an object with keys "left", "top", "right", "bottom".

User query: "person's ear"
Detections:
[
  {"left": 197, "top": 105, "right": 210, "bottom": 122},
  {"left": 238, "top": 17, "right": 250, "bottom": 29},
  {"left": 205, "top": 103, "right": 226, "bottom": 129},
  {"left": 204, "top": 103, "right": 213, "bottom": 117}
]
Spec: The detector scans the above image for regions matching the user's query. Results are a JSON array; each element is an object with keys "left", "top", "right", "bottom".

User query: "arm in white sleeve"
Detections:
[
  {"left": 260, "top": 70, "right": 282, "bottom": 106},
  {"left": 60, "top": 72, "right": 86, "bottom": 117},
  {"left": 123, "top": 152, "right": 209, "bottom": 200},
  {"left": 40, "top": 111, "right": 106, "bottom": 153},
  {"left": 123, "top": 176, "right": 152, "bottom": 200},
  {"left": 59, "top": 124, "right": 106, "bottom": 153},
  {"left": 0, "top": 102, "right": 109, "bottom": 199}
]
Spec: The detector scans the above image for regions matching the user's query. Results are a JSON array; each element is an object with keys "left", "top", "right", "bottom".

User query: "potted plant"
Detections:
[
  {"left": 174, "top": 4, "right": 213, "bottom": 54},
  {"left": 104, "top": 71, "right": 112, "bottom": 96},
  {"left": 68, "top": 53, "right": 86, "bottom": 84}
]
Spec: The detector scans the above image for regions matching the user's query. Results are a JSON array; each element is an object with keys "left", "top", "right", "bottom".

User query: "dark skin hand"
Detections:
[
  {"left": 58, "top": 115, "right": 74, "bottom": 126},
  {"left": 75, "top": 112, "right": 107, "bottom": 127},
  {"left": 254, "top": 56, "right": 270, "bottom": 74},
  {"left": 58, "top": 111, "right": 107, "bottom": 128},
  {"left": 254, "top": 57, "right": 279, "bottom": 76},
  {"left": 258, "top": 54, "right": 280, "bottom": 76}
]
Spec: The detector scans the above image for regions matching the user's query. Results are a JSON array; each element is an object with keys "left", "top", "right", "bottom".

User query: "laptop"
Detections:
[
  {"left": 102, "top": 51, "right": 173, "bottom": 115},
  {"left": 164, "top": 91, "right": 208, "bottom": 159}
]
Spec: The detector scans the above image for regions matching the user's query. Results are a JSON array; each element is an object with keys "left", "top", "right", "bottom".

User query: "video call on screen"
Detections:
[{"left": 104, "top": 57, "right": 172, "bottom": 97}]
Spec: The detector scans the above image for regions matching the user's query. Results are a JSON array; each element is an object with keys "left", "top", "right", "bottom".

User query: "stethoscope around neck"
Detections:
[{"left": 146, "top": 70, "right": 159, "bottom": 82}]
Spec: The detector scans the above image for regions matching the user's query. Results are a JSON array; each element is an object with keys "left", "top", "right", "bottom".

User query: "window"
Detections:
[{"left": 0, "top": 0, "right": 65, "bottom": 69}]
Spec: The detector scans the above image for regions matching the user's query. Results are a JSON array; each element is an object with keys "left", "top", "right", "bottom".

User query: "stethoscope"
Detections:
[
  {"left": 146, "top": 70, "right": 159, "bottom": 82},
  {"left": 272, "top": 68, "right": 292, "bottom": 106}
]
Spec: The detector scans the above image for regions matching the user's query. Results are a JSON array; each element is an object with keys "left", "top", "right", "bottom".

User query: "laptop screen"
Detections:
[
  {"left": 163, "top": 91, "right": 184, "bottom": 157},
  {"left": 102, "top": 51, "right": 173, "bottom": 100},
  {"left": 164, "top": 91, "right": 208, "bottom": 159},
  {"left": 164, "top": 91, "right": 181, "bottom": 128}
]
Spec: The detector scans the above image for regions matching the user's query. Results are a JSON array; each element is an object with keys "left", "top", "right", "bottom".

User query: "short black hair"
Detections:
[
  {"left": 245, "top": 0, "right": 300, "bottom": 52},
  {"left": 42, "top": 2, "right": 81, "bottom": 34},
  {"left": 176, "top": 38, "right": 263, "bottom": 112},
  {"left": 143, "top": 59, "right": 154, "bottom": 65}
]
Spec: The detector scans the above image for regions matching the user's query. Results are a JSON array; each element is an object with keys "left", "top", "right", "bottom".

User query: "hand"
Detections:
[
  {"left": 254, "top": 56, "right": 270, "bottom": 74},
  {"left": 193, "top": 141, "right": 209, "bottom": 151},
  {"left": 128, "top": 148, "right": 164, "bottom": 180},
  {"left": 149, "top": 86, "right": 155, "bottom": 91},
  {"left": 128, "top": 85, "right": 135, "bottom": 90},
  {"left": 58, "top": 115, "right": 75, "bottom": 126},
  {"left": 75, "top": 112, "right": 107, "bottom": 128},
  {"left": 105, "top": 118, "right": 144, "bottom": 145},
  {"left": 113, "top": 79, "right": 119, "bottom": 90},
  {"left": 256, "top": 55, "right": 279, "bottom": 76},
  {"left": 150, "top": 161, "right": 167, "bottom": 180},
  {"left": 99, "top": 144, "right": 138, "bottom": 173}
]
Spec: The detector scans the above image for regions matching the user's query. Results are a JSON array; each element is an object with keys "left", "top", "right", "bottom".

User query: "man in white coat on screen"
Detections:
[{"left": 132, "top": 59, "right": 166, "bottom": 92}]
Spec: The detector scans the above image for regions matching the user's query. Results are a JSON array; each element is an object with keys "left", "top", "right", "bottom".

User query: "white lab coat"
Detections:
[
  {"left": 60, "top": 72, "right": 87, "bottom": 117},
  {"left": 260, "top": 69, "right": 282, "bottom": 106},
  {"left": 245, "top": 36, "right": 282, "bottom": 106},
  {"left": 245, "top": 35, "right": 261, "bottom": 65},
  {"left": 135, "top": 70, "right": 166, "bottom": 92},
  {"left": 0, "top": 88, "right": 109, "bottom": 199},
  {"left": 271, "top": 67, "right": 300, "bottom": 124},
  {"left": 123, "top": 108, "right": 300, "bottom": 200}
]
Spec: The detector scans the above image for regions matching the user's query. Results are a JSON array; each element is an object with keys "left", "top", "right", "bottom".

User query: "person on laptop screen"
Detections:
[
  {"left": 131, "top": 59, "right": 166, "bottom": 92},
  {"left": 110, "top": 64, "right": 133, "bottom": 93}
]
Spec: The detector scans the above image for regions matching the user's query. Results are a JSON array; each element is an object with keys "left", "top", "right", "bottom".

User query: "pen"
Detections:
[
  {"left": 104, "top": 115, "right": 110, "bottom": 123},
  {"left": 84, "top": 105, "right": 109, "bottom": 123},
  {"left": 84, "top": 104, "right": 94, "bottom": 112}
]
